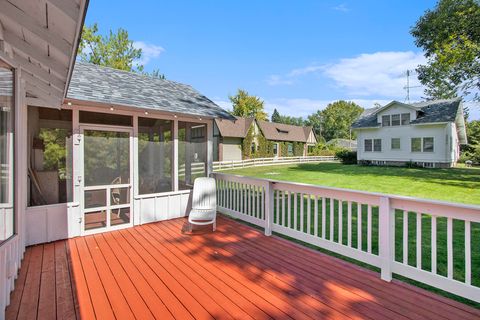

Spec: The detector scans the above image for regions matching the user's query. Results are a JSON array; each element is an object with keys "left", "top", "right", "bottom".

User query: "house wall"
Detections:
[
  {"left": 356, "top": 123, "right": 456, "bottom": 165},
  {"left": 221, "top": 137, "right": 243, "bottom": 161},
  {"left": 23, "top": 103, "right": 214, "bottom": 245}
]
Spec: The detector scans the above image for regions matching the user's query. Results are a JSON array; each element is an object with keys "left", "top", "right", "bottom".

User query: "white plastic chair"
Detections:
[{"left": 188, "top": 177, "right": 217, "bottom": 231}]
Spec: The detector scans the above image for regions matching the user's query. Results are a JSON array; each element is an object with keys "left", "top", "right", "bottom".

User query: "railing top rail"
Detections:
[{"left": 213, "top": 172, "right": 480, "bottom": 212}]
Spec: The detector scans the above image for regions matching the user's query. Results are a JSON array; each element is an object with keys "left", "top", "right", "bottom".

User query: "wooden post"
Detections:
[
  {"left": 264, "top": 181, "right": 274, "bottom": 236},
  {"left": 379, "top": 196, "right": 394, "bottom": 281}
]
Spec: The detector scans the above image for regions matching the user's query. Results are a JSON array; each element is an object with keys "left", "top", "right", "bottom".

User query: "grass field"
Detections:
[
  {"left": 223, "top": 162, "right": 480, "bottom": 205},
  {"left": 221, "top": 163, "right": 480, "bottom": 306}
]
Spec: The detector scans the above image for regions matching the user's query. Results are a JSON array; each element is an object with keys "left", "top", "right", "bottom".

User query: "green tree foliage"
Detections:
[
  {"left": 271, "top": 109, "right": 281, "bottom": 123},
  {"left": 305, "top": 111, "right": 323, "bottom": 141},
  {"left": 461, "top": 120, "right": 480, "bottom": 163},
  {"left": 271, "top": 108, "right": 304, "bottom": 126},
  {"left": 411, "top": 0, "right": 480, "bottom": 101},
  {"left": 78, "top": 23, "right": 143, "bottom": 72},
  {"left": 229, "top": 89, "right": 268, "bottom": 120},
  {"left": 320, "top": 101, "right": 363, "bottom": 142}
]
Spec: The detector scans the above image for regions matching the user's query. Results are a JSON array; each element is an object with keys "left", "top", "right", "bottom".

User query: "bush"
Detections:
[
  {"left": 308, "top": 142, "right": 340, "bottom": 156},
  {"left": 459, "top": 145, "right": 480, "bottom": 164},
  {"left": 335, "top": 150, "right": 357, "bottom": 164}
]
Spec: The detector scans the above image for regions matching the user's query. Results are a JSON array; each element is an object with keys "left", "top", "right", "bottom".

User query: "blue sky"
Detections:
[{"left": 84, "top": 0, "right": 479, "bottom": 120}]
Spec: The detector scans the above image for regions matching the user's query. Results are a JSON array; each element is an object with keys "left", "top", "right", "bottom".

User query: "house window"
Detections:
[
  {"left": 391, "top": 138, "right": 400, "bottom": 150},
  {"left": 28, "top": 107, "right": 73, "bottom": 206},
  {"left": 373, "top": 139, "right": 382, "bottom": 152},
  {"left": 0, "top": 63, "right": 14, "bottom": 243},
  {"left": 391, "top": 114, "right": 400, "bottom": 126},
  {"left": 423, "top": 137, "right": 434, "bottom": 152},
  {"left": 251, "top": 143, "right": 256, "bottom": 154},
  {"left": 178, "top": 122, "right": 206, "bottom": 190},
  {"left": 287, "top": 143, "right": 293, "bottom": 156},
  {"left": 382, "top": 115, "right": 390, "bottom": 127},
  {"left": 364, "top": 139, "right": 373, "bottom": 152},
  {"left": 401, "top": 113, "right": 410, "bottom": 125},
  {"left": 138, "top": 118, "right": 173, "bottom": 194},
  {"left": 411, "top": 138, "right": 422, "bottom": 152},
  {"left": 273, "top": 143, "right": 278, "bottom": 156}
]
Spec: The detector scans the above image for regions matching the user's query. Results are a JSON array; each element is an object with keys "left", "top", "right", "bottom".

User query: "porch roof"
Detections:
[
  {"left": 6, "top": 216, "right": 480, "bottom": 320},
  {"left": 66, "top": 62, "right": 235, "bottom": 120}
]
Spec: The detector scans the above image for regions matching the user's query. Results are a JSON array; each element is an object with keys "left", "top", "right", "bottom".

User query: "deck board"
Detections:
[{"left": 6, "top": 215, "right": 480, "bottom": 320}]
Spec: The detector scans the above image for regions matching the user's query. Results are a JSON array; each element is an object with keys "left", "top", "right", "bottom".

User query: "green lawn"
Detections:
[
  {"left": 220, "top": 163, "right": 480, "bottom": 307},
  {"left": 222, "top": 162, "right": 480, "bottom": 205}
]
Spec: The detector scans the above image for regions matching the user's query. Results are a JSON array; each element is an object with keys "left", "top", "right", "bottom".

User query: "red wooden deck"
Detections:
[{"left": 6, "top": 215, "right": 480, "bottom": 320}]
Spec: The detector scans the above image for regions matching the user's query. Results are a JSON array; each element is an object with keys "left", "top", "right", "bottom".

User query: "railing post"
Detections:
[
  {"left": 264, "top": 181, "right": 274, "bottom": 236},
  {"left": 379, "top": 196, "right": 394, "bottom": 281}
]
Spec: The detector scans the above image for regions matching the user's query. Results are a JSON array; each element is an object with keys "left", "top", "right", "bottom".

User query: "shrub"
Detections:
[
  {"left": 308, "top": 142, "right": 341, "bottom": 156},
  {"left": 336, "top": 150, "right": 357, "bottom": 164},
  {"left": 358, "top": 160, "right": 372, "bottom": 166}
]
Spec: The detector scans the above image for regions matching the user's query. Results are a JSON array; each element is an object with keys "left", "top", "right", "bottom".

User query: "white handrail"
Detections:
[{"left": 213, "top": 172, "right": 480, "bottom": 303}]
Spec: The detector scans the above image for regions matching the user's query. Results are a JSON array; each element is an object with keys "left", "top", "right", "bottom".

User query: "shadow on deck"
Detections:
[{"left": 6, "top": 215, "right": 480, "bottom": 319}]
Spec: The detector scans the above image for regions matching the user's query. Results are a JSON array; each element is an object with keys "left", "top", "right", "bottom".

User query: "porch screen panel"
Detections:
[
  {"left": 138, "top": 117, "right": 173, "bottom": 194},
  {"left": 178, "top": 121, "right": 207, "bottom": 190},
  {"left": 0, "top": 64, "right": 14, "bottom": 242}
]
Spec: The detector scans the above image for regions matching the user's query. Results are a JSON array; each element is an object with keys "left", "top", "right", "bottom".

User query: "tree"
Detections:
[
  {"left": 78, "top": 23, "right": 144, "bottom": 72},
  {"left": 271, "top": 109, "right": 281, "bottom": 123},
  {"left": 305, "top": 110, "right": 323, "bottom": 140},
  {"left": 271, "top": 108, "right": 304, "bottom": 126},
  {"left": 146, "top": 69, "right": 166, "bottom": 79},
  {"left": 229, "top": 89, "right": 268, "bottom": 120},
  {"left": 319, "top": 101, "right": 363, "bottom": 142},
  {"left": 411, "top": 0, "right": 480, "bottom": 101}
]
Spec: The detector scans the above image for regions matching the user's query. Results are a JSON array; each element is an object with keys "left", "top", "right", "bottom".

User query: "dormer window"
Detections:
[
  {"left": 382, "top": 113, "right": 411, "bottom": 126},
  {"left": 382, "top": 115, "right": 390, "bottom": 127},
  {"left": 277, "top": 128, "right": 289, "bottom": 134},
  {"left": 401, "top": 113, "right": 410, "bottom": 125}
]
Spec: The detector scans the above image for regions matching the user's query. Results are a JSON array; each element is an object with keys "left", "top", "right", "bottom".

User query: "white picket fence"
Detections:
[
  {"left": 213, "top": 155, "right": 336, "bottom": 171},
  {"left": 213, "top": 172, "right": 480, "bottom": 303}
]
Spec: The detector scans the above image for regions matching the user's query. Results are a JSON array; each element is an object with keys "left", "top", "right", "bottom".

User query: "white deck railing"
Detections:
[
  {"left": 213, "top": 172, "right": 480, "bottom": 303},
  {"left": 213, "top": 156, "right": 336, "bottom": 171}
]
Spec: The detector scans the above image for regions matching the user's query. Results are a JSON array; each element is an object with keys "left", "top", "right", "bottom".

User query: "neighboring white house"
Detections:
[{"left": 351, "top": 99, "right": 467, "bottom": 168}]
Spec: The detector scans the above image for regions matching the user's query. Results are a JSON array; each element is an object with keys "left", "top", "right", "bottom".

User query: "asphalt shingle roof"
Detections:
[
  {"left": 67, "top": 62, "right": 234, "bottom": 119},
  {"left": 214, "top": 117, "right": 254, "bottom": 138},
  {"left": 351, "top": 99, "right": 462, "bottom": 129},
  {"left": 257, "top": 120, "right": 314, "bottom": 143}
]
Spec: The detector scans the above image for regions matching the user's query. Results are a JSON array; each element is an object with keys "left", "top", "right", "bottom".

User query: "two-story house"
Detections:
[{"left": 351, "top": 99, "right": 467, "bottom": 168}]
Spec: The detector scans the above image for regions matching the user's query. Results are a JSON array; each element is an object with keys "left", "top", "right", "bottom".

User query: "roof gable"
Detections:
[
  {"left": 257, "top": 120, "right": 313, "bottom": 143},
  {"left": 214, "top": 117, "right": 254, "bottom": 138}
]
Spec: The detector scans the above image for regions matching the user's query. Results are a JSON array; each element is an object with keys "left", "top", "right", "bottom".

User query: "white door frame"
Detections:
[{"left": 79, "top": 124, "right": 134, "bottom": 235}]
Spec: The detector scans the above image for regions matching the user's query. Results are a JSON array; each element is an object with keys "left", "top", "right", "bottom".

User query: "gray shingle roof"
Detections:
[
  {"left": 410, "top": 99, "right": 461, "bottom": 124},
  {"left": 351, "top": 99, "right": 462, "bottom": 129},
  {"left": 67, "top": 62, "right": 234, "bottom": 119}
]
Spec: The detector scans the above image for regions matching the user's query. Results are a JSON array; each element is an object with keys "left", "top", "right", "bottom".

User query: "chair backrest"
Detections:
[{"left": 191, "top": 177, "right": 216, "bottom": 210}]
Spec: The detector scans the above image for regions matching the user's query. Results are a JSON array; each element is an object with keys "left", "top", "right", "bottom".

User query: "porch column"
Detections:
[
  {"left": 173, "top": 119, "right": 178, "bottom": 191},
  {"left": 207, "top": 120, "right": 213, "bottom": 176}
]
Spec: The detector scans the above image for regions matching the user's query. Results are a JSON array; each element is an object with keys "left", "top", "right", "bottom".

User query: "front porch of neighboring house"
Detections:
[{"left": 6, "top": 215, "right": 480, "bottom": 320}]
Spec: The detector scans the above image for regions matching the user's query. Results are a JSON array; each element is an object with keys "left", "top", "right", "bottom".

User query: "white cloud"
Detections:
[
  {"left": 324, "top": 51, "right": 427, "bottom": 99},
  {"left": 266, "top": 65, "right": 323, "bottom": 86},
  {"left": 333, "top": 3, "right": 349, "bottom": 12},
  {"left": 133, "top": 41, "right": 165, "bottom": 66}
]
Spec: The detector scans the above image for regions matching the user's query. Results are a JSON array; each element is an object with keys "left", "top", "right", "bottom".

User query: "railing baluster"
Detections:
[
  {"left": 287, "top": 191, "right": 292, "bottom": 228},
  {"left": 261, "top": 187, "right": 265, "bottom": 220},
  {"left": 276, "top": 190, "right": 280, "bottom": 224},
  {"left": 367, "top": 204, "right": 372, "bottom": 253},
  {"left": 330, "top": 198, "right": 334, "bottom": 241},
  {"left": 300, "top": 193, "right": 304, "bottom": 232},
  {"left": 357, "top": 204, "right": 362, "bottom": 250},
  {"left": 314, "top": 195, "right": 318, "bottom": 237},
  {"left": 465, "top": 220, "right": 471, "bottom": 285},
  {"left": 282, "top": 190, "right": 286, "bottom": 226},
  {"left": 256, "top": 186, "right": 260, "bottom": 219},
  {"left": 307, "top": 195, "right": 311, "bottom": 235},
  {"left": 447, "top": 217, "right": 453, "bottom": 279},
  {"left": 431, "top": 215, "right": 437, "bottom": 274},
  {"left": 322, "top": 197, "right": 326, "bottom": 239},
  {"left": 347, "top": 201, "right": 352, "bottom": 247},
  {"left": 338, "top": 200, "right": 343, "bottom": 244},
  {"left": 294, "top": 192, "right": 298, "bottom": 230},
  {"left": 403, "top": 210, "right": 408, "bottom": 264},
  {"left": 416, "top": 212, "right": 422, "bottom": 269}
]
